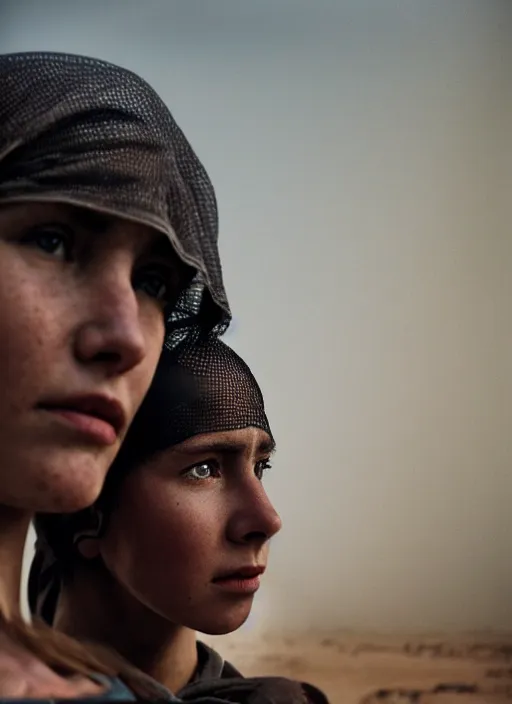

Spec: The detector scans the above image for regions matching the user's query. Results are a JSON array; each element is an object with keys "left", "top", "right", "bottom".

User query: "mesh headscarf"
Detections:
[
  {"left": 29, "top": 334, "right": 272, "bottom": 625},
  {"left": 0, "top": 51, "right": 230, "bottom": 334}
]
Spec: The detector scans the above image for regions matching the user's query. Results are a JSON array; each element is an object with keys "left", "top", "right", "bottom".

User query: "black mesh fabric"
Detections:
[
  {"left": 29, "top": 334, "right": 272, "bottom": 625},
  {"left": 0, "top": 51, "right": 230, "bottom": 334},
  {"left": 114, "top": 334, "right": 273, "bottom": 466}
]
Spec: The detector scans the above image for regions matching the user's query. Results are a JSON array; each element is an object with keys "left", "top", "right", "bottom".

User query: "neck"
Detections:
[
  {"left": 55, "top": 564, "right": 198, "bottom": 694},
  {"left": 0, "top": 505, "right": 31, "bottom": 619}
]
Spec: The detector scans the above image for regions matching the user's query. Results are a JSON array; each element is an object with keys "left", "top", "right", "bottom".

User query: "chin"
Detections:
[
  {"left": 26, "top": 452, "right": 108, "bottom": 513},
  {"left": 197, "top": 605, "right": 252, "bottom": 636}
]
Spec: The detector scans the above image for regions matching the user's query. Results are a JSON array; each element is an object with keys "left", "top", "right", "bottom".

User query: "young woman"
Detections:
[
  {"left": 0, "top": 51, "right": 229, "bottom": 699},
  {"left": 29, "top": 335, "right": 329, "bottom": 703}
]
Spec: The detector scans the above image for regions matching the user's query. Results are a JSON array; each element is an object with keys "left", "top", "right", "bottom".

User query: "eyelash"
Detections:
[
  {"left": 183, "top": 459, "right": 272, "bottom": 482},
  {"left": 255, "top": 459, "right": 272, "bottom": 480}
]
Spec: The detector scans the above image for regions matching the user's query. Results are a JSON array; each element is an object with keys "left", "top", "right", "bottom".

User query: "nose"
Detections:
[
  {"left": 227, "top": 482, "right": 282, "bottom": 547},
  {"left": 74, "top": 267, "right": 148, "bottom": 377}
]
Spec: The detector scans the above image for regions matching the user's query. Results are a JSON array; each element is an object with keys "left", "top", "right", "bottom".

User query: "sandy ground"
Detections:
[{"left": 202, "top": 632, "right": 512, "bottom": 703}]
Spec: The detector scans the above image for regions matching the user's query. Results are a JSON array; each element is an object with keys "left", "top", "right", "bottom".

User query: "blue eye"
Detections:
[
  {"left": 184, "top": 462, "right": 219, "bottom": 481},
  {"left": 255, "top": 459, "right": 272, "bottom": 481},
  {"left": 22, "top": 224, "right": 73, "bottom": 260}
]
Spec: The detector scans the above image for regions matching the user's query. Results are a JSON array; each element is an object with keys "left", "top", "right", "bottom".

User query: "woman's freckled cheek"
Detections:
[
  {"left": 0, "top": 269, "right": 65, "bottom": 412},
  {"left": 117, "top": 478, "right": 219, "bottom": 570}
]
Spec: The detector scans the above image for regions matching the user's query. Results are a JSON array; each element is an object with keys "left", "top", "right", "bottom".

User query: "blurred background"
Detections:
[{"left": 2, "top": 1, "right": 511, "bottom": 644}]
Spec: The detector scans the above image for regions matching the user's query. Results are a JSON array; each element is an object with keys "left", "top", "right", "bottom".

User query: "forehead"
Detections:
[{"left": 172, "top": 427, "right": 275, "bottom": 457}]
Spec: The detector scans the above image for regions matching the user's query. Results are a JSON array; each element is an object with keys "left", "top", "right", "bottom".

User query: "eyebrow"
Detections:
[
  {"left": 175, "top": 435, "right": 276, "bottom": 457},
  {"left": 67, "top": 206, "right": 114, "bottom": 234}
]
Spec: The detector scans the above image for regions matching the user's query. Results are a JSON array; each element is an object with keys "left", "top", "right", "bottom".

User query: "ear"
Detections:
[{"left": 76, "top": 537, "right": 101, "bottom": 560}]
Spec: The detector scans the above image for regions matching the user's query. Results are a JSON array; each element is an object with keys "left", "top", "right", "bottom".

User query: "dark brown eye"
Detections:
[
  {"left": 22, "top": 223, "right": 74, "bottom": 260},
  {"left": 134, "top": 266, "right": 172, "bottom": 304}
]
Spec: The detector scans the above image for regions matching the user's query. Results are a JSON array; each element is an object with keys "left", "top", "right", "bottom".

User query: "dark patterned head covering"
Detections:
[
  {"left": 29, "top": 334, "right": 272, "bottom": 624},
  {"left": 0, "top": 51, "right": 230, "bottom": 334}
]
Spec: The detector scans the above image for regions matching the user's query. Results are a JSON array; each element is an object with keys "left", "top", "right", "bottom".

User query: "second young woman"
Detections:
[{"left": 30, "top": 336, "right": 329, "bottom": 703}]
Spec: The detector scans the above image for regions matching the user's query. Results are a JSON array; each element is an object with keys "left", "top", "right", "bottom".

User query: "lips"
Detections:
[
  {"left": 211, "top": 565, "right": 265, "bottom": 596},
  {"left": 213, "top": 565, "right": 266, "bottom": 582},
  {"left": 38, "top": 394, "right": 125, "bottom": 443}
]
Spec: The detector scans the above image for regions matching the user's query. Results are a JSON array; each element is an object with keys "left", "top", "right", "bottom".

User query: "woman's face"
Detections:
[
  {"left": 97, "top": 427, "right": 282, "bottom": 635},
  {"left": 0, "top": 201, "right": 184, "bottom": 512}
]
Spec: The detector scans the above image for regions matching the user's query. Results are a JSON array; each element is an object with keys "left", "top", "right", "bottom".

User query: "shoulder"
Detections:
[
  {"left": 81, "top": 675, "right": 138, "bottom": 701},
  {"left": 242, "top": 676, "right": 329, "bottom": 703},
  {"left": 182, "top": 642, "right": 329, "bottom": 702},
  {"left": 180, "top": 673, "right": 329, "bottom": 703}
]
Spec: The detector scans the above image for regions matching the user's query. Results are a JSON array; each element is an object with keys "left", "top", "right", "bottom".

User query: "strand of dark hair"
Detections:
[{"left": 0, "top": 611, "right": 164, "bottom": 700}]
